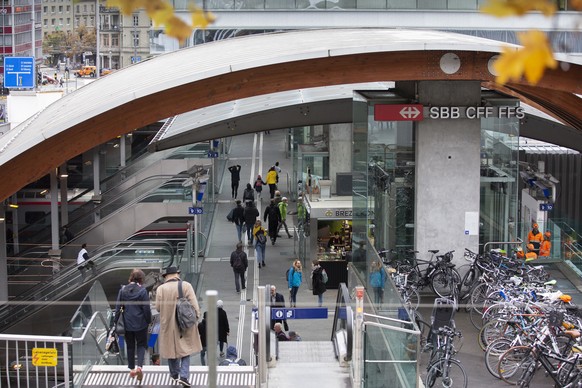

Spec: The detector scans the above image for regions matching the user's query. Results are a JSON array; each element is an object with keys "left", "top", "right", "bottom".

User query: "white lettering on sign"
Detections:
[{"left": 428, "top": 106, "right": 525, "bottom": 119}]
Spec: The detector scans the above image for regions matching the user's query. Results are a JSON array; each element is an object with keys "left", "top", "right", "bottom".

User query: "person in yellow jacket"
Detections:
[
  {"left": 527, "top": 223, "right": 544, "bottom": 254},
  {"left": 265, "top": 167, "right": 278, "bottom": 199},
  {"left": 539, "top": 231, "right": 552, "bottom": 257}
]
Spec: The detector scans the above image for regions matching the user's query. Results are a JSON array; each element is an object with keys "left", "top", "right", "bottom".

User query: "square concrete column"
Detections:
[
  {"left": 398, "top": 81, "right": 481, "bottom": 263},
  {"left": 328, "top": 123, "right": 352, "bottom": 194}
]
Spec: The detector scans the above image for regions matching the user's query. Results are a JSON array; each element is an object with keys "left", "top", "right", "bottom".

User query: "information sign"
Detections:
[
  {"left": 207, "top": 151, "right": 219, "bottom": 158},
  {"left": 188, "top": 207, "right": 204, "bottom": 215},
  {"left": 374, "top": 104, "right": 423, "bottom": 121},
  {"left": 31, "top": 348, "right": 58, "bottom": 367},
  {"left": 4, "top": 57, "right": 35, "bottom": 88},
  {"left": 271, "top": 308, "right": 327, "bottom": 319},
  {"left": 539, "top": 203, "right": 554, "bottom": 212}
]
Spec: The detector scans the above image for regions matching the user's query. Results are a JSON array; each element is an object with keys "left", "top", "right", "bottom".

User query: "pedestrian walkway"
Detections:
[{"left": 193, "top": 130, "right": 335, "bottom": 367}]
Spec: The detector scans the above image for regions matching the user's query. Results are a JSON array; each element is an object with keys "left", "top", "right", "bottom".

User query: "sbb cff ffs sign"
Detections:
[{"left": 374, "top": 104, "right": 423, "bottom": 121}]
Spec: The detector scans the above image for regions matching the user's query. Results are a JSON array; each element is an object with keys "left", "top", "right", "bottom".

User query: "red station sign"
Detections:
[{"left": 374, "top": 104, "right": 424, "bottom": 121}]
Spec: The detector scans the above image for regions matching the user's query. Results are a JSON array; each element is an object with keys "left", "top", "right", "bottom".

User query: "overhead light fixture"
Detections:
[
  {"left": 40, "top": 189, "right": 48, "bottom": 195},
  {"left": 8, "top": 204, "right": 18, "bottom": 209},
  {"left": 60, "top": 174, "right": 69, "bottom": 178},
  {"left": 0, "top": 217, "right": 5, "bottom": 222},
  {"left": 113, "top": 143, "right": 119, "bottom": 148}
]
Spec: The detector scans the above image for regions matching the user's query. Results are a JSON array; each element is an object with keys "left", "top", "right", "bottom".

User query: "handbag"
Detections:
[{"left": 115, "top": 306, "right": 126, "bottom": 335}]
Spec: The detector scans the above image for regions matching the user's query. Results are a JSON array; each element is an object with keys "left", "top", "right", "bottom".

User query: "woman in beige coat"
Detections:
[{"left": 155, "top": 266, "right": 202, "bottom": 386}]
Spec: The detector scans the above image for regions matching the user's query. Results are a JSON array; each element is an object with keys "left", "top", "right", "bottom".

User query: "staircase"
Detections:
[{"left": 268, "top": 341, "right": 351, "bottom": 388}]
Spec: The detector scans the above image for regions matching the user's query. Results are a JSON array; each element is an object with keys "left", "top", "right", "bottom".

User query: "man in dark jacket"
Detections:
[
  {"left": 230, "top": 242, "right": 248, "bottom": 293},
  {"left": 232, "top": 200, "right": 245, "bottom": 242},
  {"left": 270, "top": 285, "right": 288, "bottom": 331},
  {"left": 217, "top": 300, "right": 230, "bottom": 357},
  {"left": 115, "top": 269, "right": 152, "bottom": 381},
  {"left": 311, "top": 259, "right": 327, "bottom": 307},
  {"left": 263, "top": 200, "right": 282, "bottom": 245},
  {"left": 228, "top": 164, "right": 241, "bottom": 199},
  {"left": 197, "top": 312, "right": 207, "bottom": 366},
  {"left": 243, "top": 201, "right": 259, "bottom": 245}
]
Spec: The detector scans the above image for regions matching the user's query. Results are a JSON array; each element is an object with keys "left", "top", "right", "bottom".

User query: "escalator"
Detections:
[{"left": 1, "top": 241, "right": 176, "bottom": 336}]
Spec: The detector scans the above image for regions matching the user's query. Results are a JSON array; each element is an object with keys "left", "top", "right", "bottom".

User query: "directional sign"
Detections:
[
  {"left": 188, "top": 207, "right": 203, "bottom": 215},
  {"left": 539, "top": 203, "right": 554, "bottom": 212},
  {"left": 207, "top": 150, "right": 219, "bottom": 158},
  {"left": 374, "top": 104, "right": 424, "bottom": 121},
  {"left": 271, "top": 307, "right": 327, "bottom": 319},
  {"left": 4, "top": 57, "right": 35, "bottom": 88},
  {"left": 31, "top": 348, "right": 58, "bottom": 367}
]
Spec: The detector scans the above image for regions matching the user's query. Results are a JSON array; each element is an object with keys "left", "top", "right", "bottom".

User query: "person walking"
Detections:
[
  {"left": 369, "top": 260, "right": 386, "bottom": 304},
  {"left": 228, "top": 164, "right": 241, "bottom": 199},
  {"left": 217, "top": 300, "right": 230, "bottom": 357},
  {"left": 197, "top": 312, "right": 207, "bottom": 366},
  {"left": 77, "top": 243, "right": 94, "bottom": 279},
  {"left": 278, "top": 197, "right": 293, "bottom": 238},
  {"left": 242, "top": 183, "right": 255, "bottom": 203},
  {"left": 115, "top": 269, "right": 152, "bottom": 382},
  {"left": 263, "top": 199, "right": 281, "bottom": 245},
  {"left": 155, "top": 266, "right": 201, "bottom": 387},
  {"left": 287, "top": 260, "right": 303, "bottom": 308},
  {"left": 243, "top": 201, "right": 259, "bottom": 245},
  {"left": 253, "top": 174, "right": 266, "bottom": 199},
  {"left": 231, "top": 200, "right": 245, "bottom": 242},
  {"left": 230, "top": 242, "right": 248, "bottom": 293},
  {"left": 265, "top": 166, "right": 278, "bottom": 199},
  {"left": 218, "top": 345, "right": 247, "bottom": 366},
  {"left": 311, "top": 259, "right": 327, "bottom": 307},
  {"left": 270, "top": 285, "right": 289, "bottom": 331},
  {"left": 253, "top": 220, "right": 267, "bottom": 268}
]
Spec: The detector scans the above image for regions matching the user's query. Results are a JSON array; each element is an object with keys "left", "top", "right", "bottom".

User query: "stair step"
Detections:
[
  {"left": 269, "top": 362, "right": 350, "bottom": 388},
  {"left": 277, "top": 340, "right": 337, "bottom": 363}
]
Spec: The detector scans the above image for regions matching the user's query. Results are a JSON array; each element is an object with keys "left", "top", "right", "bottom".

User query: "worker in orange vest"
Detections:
[
  {"left": 525, "top": 243, "right": 538, "bottom": 260},
  {"left": 539, "top": 231, "right": 552, "bottom": 257},
  {"left": 527, "top": 223, "right": 544, "bottom": 254}
]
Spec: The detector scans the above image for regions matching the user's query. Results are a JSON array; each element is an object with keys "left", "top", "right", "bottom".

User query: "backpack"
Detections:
[
  {"left": 322, "top": 269, "right": 328, "bottom": 284},
  {"left": 226, "top": 208, "right": 234, "bottom": 222},
  {"left": 176, "top": 281, "right": 197, "bottom": 334},
  {"left": 257, "top": 231, "right": 267, "bottom": 244},
  {"left": 232, "top": 251, "right": 245, "bottom": 271},
  {"left": 227, "top": 358, "right": 241, "bottom": 366}
]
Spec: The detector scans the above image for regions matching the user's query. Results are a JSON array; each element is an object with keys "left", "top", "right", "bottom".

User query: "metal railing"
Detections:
[{"left": 331, "top": 283, "right": 353, "bottom": 363}]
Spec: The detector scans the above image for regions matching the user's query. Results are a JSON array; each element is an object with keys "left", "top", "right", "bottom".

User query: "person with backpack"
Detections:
[
  {"left": 369, "top": 260, "right": 387, "bottom": 304},
  {"left": 253, "top": 220, "right": 268, "bottom": 268},
  {"left": 263, "top": 199, "right": 281, "bottom": 245},
  {"left": 230, "top": 200, "right": 245, "bottom": 242},
  {"left": 155, "top": 266, "right": 201, "bottom": 387},
  {"left": 218, "top": 345, "right": 247, "bottom": 366},
  {"left": 253, "top": 174, "right": 266, "bottom": 199},
  {"left": 217, "top": 300, "right": 230, "bottom": 357},
  {"left": 242, "top": 183, "right": 255, "bottom": 203},
  {"left": 311, "top": 259, "right": 327, "bottom": 307},
  {"left": 115, "top": 269, "right": 152, "bottom": 382},
  {"left": 243, "top": 201, "right": 259, "bottom": 245},
  {"left": 287, "top": 260, "right": 303, "bottom": 308},
  {"left": 230, "top": 242, "right": 248, "bottom": 293}
]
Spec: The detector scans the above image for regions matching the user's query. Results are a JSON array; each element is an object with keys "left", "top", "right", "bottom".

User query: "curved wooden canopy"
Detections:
[{"left": 0, "top": 29, "right": 580, "bottom": 201}]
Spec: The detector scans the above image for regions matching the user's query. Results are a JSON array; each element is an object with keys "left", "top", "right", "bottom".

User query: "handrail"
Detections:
[
  {"left": 362, "top": 313, "right": 420, "bottom": 335},
  {"left": 483, "top": 238, "right": 523, "bottom": 253},
  {"left": 331, "top": 283, "right": 353, "bottom": 361}
]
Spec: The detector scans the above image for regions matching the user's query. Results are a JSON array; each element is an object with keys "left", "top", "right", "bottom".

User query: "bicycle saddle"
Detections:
[
  {"left": 544, "top": 279, "right": 557, "bottom": 286},
  {"left": 565, "top": 329, "right": 581, "bottom": 339},
  {"left": 428, "top": 250, "right": 439, "bottom": 254}
]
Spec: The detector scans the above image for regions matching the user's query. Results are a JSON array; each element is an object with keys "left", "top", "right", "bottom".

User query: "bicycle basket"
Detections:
[{"left": 442, "top": 252, "right": 453, "bottom": 263}]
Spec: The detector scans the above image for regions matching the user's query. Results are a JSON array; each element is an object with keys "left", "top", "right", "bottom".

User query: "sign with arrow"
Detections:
[{"left": 374, "top": 104, "right": 424, "bottom": 121}]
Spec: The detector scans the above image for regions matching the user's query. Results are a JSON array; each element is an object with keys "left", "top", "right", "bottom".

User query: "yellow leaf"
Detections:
[
  {"left": 493, "top": 30, "right": 557, "bottom": 84},
  {"left": 481, "top": 0, "right": 556, "bottom": 17},
  {"left": 191, "top": 6, "right": 216, "bottom": 29},
  {"left": 571, "top": 0, "right": 582, "bottom": 10},
  {"left": 164, "top": 16, "right": 192, "bottom": 43}
]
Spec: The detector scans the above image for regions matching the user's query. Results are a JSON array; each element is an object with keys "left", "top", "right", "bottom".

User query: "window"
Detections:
[
  {"left": 59, "top": 18, "right": 62, "bottom": 25},
  {"left": 43, "top": 18, "right": 47, "bottom": 26},
  {"left": 66, "top": 5, "right": 70, "bottom": 12},
  {"left": 43, "top": 6, "right": 47, "bottom": 12},
  {"left": 51, "top": 18, "right": 55, "bottom": 25},
  {"left": 133, "top": 14, "right": 138, "bottom": 26},
  {"left": 132, "top": 31, "right": 139, "bottom": 46},
  {"left": 103, "top": 34, "right": 109, "bottom": 46},
  {"left": 83, "top": 4, "right": 87, "bottom": 12},
  {"left": 111, "top": 34, "right": 119, "bottom": 47},
  {"left": 66, "top": 17, "right": 70, "bottom": 25},
  {"left": 58, "top": 6, "right": 62, "bottom": 13},
  {"left": 51, "top": 5, "right": 55, "bottom": 12},
  {"left": 76, "top": 5, "right": 79, "bottom": 13}
]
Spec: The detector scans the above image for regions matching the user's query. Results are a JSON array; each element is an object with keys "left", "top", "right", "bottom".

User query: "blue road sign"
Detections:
[
  {"left": 4, "top": 57, "right": 35, "bottom": 88},
  {"left": 188, "top": 207, "right": 204, "bottom": 215},
  {"left": 207, "top": 150, "right": 219, "bottom": 158},
  {"left": 271, "top": 308, "right": 328, "bottom": 320}
]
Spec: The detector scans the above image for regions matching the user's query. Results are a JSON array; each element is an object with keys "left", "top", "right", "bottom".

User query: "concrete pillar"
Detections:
[
  {"left": 328, "top": 123, "right": 352, "bottom": 194},
  {"left": 398, "top": 81, "right": 481, "bottom": 264},
  {"left": 50, "top": 169, "right": 60, "bottom": 250}
]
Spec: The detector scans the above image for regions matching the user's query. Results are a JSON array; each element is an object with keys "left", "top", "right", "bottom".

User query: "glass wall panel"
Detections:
[{"left": 479, "top": 97, "right": 520, "bottom": 251}]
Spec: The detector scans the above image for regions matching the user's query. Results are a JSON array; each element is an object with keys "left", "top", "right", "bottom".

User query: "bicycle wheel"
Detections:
[
  {"left": 469, "top": 283, "right": 488, "bottom": 313},
  {"left": 431, "top": 268, "right": 461, "bottom": 298},
  {"left": 469, "top": 307, "right": 484, "bottom": 330},
  {"left": 425, "top": 358, "right": 468, "bottom": 388},
  {"left": 485, "top": 338, "right": 512, "bottom": 379},
  {"left": 497, "top": 346, "right": 536, "bottom": 385},
  {"left": 459, "top": 267, "right": 477, "bottom": 299},
  {"left": 402, "top": 287, "right": 420, "bottom": 311},
  {"left": 479, "top": 319, "right": 516, "bottom": 351}
]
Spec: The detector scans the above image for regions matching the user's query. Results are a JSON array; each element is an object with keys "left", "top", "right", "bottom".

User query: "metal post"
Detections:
[
  {"left": 206, "top": 290, "right": 218, "bottom": 388},
  {"left": 194, "top": 213, "right": 198, "bottom": 272},
  {"left": 258, "top": 285, "right": 267, "bottom": 386},
  {"left": 59, "top": 164, "right": 68, "bottom": 226},
  {"left": 50, "top": 169, "right": 59, "bottom": 250},
  {"left": 353, "top": 286, "right": 365, "bottom": 388},
  {"left": 95, "top": 0, "right": 100, "bottom": 77}
]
